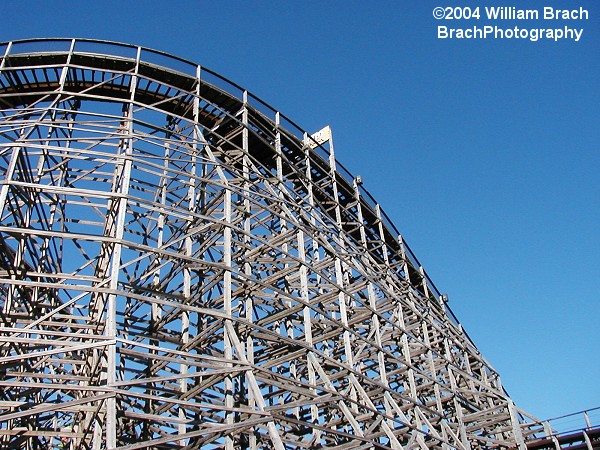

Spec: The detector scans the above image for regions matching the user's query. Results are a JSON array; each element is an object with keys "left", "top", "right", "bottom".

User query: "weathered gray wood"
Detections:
[{"left": 0, "top": 38, "right": 536, "bottom": 449}]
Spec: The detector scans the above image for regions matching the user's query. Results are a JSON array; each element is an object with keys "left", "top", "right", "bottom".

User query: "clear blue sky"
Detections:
[{"left": 2, "top": 0, "right": 598, "bottom": 426}]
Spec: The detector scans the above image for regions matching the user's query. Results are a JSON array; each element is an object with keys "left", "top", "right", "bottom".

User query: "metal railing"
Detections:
[{"left": 521, "top": 406, "right": 600, "bottom": 446}]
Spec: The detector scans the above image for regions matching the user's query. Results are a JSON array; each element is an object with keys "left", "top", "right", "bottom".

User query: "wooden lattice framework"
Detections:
[{"left": 0, "top": 38, "right": 540, "bottom": 449}]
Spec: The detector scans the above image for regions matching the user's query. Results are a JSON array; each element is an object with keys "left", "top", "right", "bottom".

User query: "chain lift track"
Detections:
[{"left": 0, "top": 38, "right": 548, "bottom": 450}]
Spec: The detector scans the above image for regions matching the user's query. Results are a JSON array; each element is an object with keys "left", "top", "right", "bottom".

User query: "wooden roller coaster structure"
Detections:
[{"left": 0, "top": 38, "right": 585, "bottom": 449}]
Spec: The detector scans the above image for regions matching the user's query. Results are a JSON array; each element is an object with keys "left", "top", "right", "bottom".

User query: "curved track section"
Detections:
[{"left": 0, "top": 38, "right": 532, "bottom": 449}]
